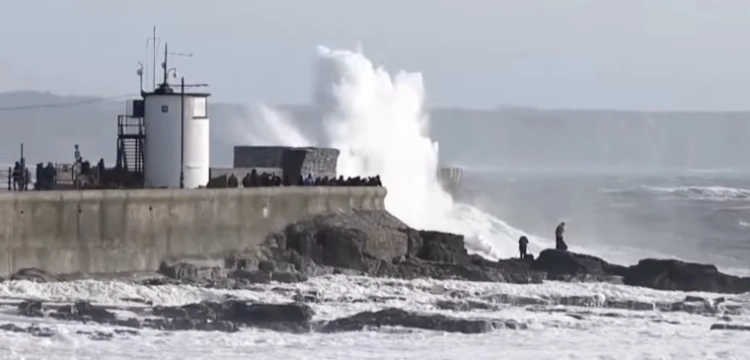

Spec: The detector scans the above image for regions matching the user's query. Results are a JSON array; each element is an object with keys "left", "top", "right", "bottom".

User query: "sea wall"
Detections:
[{"left": 0, "top": 186, "right": 387, "bottom": 277}]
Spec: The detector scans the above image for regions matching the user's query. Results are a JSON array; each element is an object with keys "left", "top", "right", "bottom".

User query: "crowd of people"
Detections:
[{"left": 216, "top": 169, "right": 382, "bottom": 188}]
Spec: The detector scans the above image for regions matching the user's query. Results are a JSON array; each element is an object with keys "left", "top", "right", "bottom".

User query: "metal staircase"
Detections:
[{"left": 117, "top": 115, "right": 145, "bottom": 175}]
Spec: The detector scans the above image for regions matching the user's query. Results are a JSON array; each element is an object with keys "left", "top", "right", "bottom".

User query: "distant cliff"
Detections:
[{"left": 1, "top": 91, "right": 749, "bottom": 171}]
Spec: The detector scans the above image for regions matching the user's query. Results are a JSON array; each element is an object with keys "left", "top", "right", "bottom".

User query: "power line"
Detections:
[{"left": 0, "top": 94, "right": 138, "bottom": 112}]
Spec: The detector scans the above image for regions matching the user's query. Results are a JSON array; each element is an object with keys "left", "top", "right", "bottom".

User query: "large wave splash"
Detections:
[{"left": 251, "top": 46, "right": 550, "bottom": 259}]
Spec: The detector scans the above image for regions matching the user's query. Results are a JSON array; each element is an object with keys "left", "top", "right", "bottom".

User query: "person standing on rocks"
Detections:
[
  {"left": 555, "top": 222, "right": 568, "bottom": 251},
  {"left": 518, "top": 236, "right": 530, "bottom": 259}
]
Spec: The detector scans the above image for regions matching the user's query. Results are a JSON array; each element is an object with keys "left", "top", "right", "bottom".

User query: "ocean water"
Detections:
[
  {"left": 460, "top": 170, "right": 750, "bottom": 276},
  {"left": 1, "top": 46, "right": 749, "bottom": 359}
]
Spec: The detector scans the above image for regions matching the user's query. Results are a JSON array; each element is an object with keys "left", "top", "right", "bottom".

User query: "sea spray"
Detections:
[{"left": 252, "top": 46, "right": 552, "bottom": 259}]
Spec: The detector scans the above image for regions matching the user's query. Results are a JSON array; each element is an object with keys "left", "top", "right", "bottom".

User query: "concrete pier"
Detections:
[{"left": 0, "top": 187, "right": 386, "bottom": 276}]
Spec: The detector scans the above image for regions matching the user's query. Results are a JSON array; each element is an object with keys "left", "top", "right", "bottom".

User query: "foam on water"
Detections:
[{"left": 0, "top": 276, "right": 747, "bottom": 359}]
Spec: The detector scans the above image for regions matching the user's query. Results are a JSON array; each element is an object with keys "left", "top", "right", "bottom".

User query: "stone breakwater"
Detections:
[{"left": 0, "top": 186, "right": 385, "bottom": 276}]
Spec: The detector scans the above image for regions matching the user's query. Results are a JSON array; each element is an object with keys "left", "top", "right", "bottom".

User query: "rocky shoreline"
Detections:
[{"left": 1, "top": 210, "right": 748, "bottom": 337}]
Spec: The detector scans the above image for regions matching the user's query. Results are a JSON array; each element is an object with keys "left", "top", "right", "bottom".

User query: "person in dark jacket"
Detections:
[
  {"left": 555, "top": 222, "right": 568, "bottom": 251},
  {"left": 518, "top": 236, "right": 530, "bottom": 259}
]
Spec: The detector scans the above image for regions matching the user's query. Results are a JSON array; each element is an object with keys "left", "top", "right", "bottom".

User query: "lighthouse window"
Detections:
[
  {"left": 193, "top": 97, "right": 207, "bottom": 118},
  {"left": 161, "top": 105, "right": 169, "bottom": 113}
]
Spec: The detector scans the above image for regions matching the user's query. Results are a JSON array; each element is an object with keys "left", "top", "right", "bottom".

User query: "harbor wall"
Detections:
[{"left": 0, "top": 187, "right": 387, "bottom": 277}]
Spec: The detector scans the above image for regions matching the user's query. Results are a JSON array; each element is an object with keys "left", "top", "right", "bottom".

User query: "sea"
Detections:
[{"left": 0, "top": 47, "right": 748, "bottom": 359}]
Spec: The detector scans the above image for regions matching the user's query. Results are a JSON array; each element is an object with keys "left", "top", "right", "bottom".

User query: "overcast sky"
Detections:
[{"left": 1, "top": 0, "right": 750, "bottom": 110}]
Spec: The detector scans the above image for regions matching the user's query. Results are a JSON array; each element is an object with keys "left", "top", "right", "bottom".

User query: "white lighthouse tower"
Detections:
[{"left": 142, "top": 43, "right": 210, "bottom": 189}]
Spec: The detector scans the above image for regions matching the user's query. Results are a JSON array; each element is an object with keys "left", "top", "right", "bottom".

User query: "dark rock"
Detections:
[
  {"left": 121, "top": 297, "right": 154, "bottom": 305},
  {"left": 258, "top": 260, "right": 276, "bottom": 273},
  {"left": 400, "top": 228, "right": 423, "bottom": 259},
  {"left": 420, "top": 231, "right": 470, "bottom": 264},
  {"left": 710, "top": 323, "right": 750, "bottom": 331},
  {"left": 0, "top": 323, "right": 55, "bottom": 337},
  {"left": 271, "top": 272, "right": 308, "bottom": 283},
  {"left": 605, "top": 300, "right": 656, "bottom": 311},
  {"left": 158, "top": 260, "right": 224, "bottom": 282},
  {"left": 230, "top": 269, "right": 272, "bottom": 284},
  {"left": 318, "top": 308, "right": 526, "bottom": 334},
  {"left": 624, "top": 259, "right": 750, "bottom": 294},
  {"left": 77, "top": 330, "right": 114, "bottom": 341},
  {"left": 53, "top": 301, "right": 117, "bottom": 323},
  {"left": 18, "top": 300, "right": 44, "bottom": 317},
  {"left": 10, "top": 268, "right": 59, "bottom": 283},
  {"left": 481, "top": 294, "right": 550, "bottom": 306},
  {"left": 285, "top": 224, "right": 369, "bottom": 271},
  {"left": 435, "top": 300, "right": 499, "bottom": 312},
  {"left": 532, "top": 249, "right": 627, "bottom": 277},
  {"left": 153, "top": 300, "right": 314, "bottom": 333}
]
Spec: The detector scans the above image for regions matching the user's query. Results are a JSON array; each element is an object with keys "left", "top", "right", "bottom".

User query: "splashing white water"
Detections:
[
  {"left": 250, "top": 46, "right": 550, "bottom": 259},
  {"left": 231, "top": 103, "right": 313, "bottom": 147},
  {"left": 312, "top": 46, "right": 554, "bottom": 259}
]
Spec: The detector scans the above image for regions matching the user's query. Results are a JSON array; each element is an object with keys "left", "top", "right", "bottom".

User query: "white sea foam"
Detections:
[
  {"left": 0, "top": 276, "right": 747, "bottom": 359},
  {"left": 644, "top": 185, "right": 750, "bottom": 201}
]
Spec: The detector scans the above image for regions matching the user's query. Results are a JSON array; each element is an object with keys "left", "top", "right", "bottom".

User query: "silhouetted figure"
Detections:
[
  {"left": 227, "top": 173, "right": 239, "bottom": 188},
  {"left": 24, "top": 167, "right": 30, "bottom": 190},
  {"left": 555, "top": 222, "right": 568, "bottom": 251},
  {"left": 241, "top": 173, "right": 251, "bottom": 187},
  {"left": 81, "top": 160, "right": 91, "bottom": 175},
  {"left": 249, "top": 169, "right": 259, "bottom": 187},
  {"left": 46, "top": 162, "right": 56, "bottom": 189},
  {"left": 35, "top": 163, "right": 43, "bottom": 190},
  {"left": 519, "top": 236, "right": 530, "bottom": 259},
  {"left": 320, "top": 176, "right": 329, "bottom": 186},
  {"left": 12, "top": 162, "right": 21, "bottom": 191},
  {"left": 374, "top": 175, "right": 382, "bottom": 186},
  {"left": 338, "top": 175, "right": 345, "bottom": 186},
  {"left": 297, "top": 175, "right": 304, "bottom": 186},
  {"left": 97, "top": 158, "right": 105, "bottom": 181},
  {"left": 304, "top": 174, "right": 313, "bottom": 186}
]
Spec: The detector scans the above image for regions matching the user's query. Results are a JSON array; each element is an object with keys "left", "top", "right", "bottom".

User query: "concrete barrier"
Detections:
[{"left": 0, "top": 186, "right": 387, "bottom": 276}]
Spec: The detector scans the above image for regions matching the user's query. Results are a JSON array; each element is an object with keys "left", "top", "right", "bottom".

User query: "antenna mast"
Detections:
[
  {"left": 152, "top": 26, "right": 157, "bottom": 91},
  {"left": 162, "top": 42, "right": 169, "bottom": 86}
]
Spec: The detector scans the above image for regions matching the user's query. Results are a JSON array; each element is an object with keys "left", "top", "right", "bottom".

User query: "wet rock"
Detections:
[
  {"left": 410, "top": 231, "right": 470, "bottom": 264},
  {"left": 271, "top": 272, "right": 308, "bottom": 283},
  {"left": 9, "top": 268, "right": 59, "bottom": 283},
  {"left": 77, "top": 330, "right": 114, "bottom": 341},
  {"left": 605, "top": 300, "right": 656, "bottom": 311},
  {"left": 293, "top": 290, "right": 322, "bottom": 303},
  {"left": 0, "top": 323, "right": 55, "bottom": 337},
  {"left": 120, "top": 297, "right": 154, "bottom": 305},
  {"left": 624, "top": 259, "right": 750, "bottom": 294},
  {"left": 481, "top": 294, "right": 550, "bottom": 306},
  {"left": 153, "top": 300, "right": 315, "bottom": 333},
  {"left": 318, "top": 308, "right": 526, "bottom": 334},
  {"left": 18, "top": 300, "right": 44, "bottom": 317},
  {"left": 53, "top": 301, "right": 117, "bottom": 323},
  {"left": 710, "top": 323, "right": 750, "bottom": 331},
  {"left": 532, "top": 250, "right": 628, "bottom": 277},
  {"left": 158, "top": 259, "right": 225, "bottom": 282},
  {"left": 556, "top": 295, "right": 606, "bottom": 307},
  {"left": 435, "top": 300, "right": 499, "bottom": 312},
  {"left": 258, "top": 260, "right": 276, "bottom": 273}
]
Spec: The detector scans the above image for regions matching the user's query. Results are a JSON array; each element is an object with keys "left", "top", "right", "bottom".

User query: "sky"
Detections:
[{"left": 1, "top": 0, "right": 750, "bottom": 110}]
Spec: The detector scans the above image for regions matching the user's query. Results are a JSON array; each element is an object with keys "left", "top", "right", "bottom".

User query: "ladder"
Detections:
[{"left": 117, "top": 115, "right": 145, "bottom": 175}]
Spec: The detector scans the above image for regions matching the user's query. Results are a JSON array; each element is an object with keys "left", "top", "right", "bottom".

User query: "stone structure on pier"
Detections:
[{"left": 215, "top": 146, "right": 340, "bottom": 182}]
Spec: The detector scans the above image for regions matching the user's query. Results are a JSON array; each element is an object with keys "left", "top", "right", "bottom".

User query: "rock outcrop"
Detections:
[
  {"left": 624, "top": 259, "right": 750, "bottom": 294},
  {"left": 317, "top": 308, "right": 526, "bottom": 334}
]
